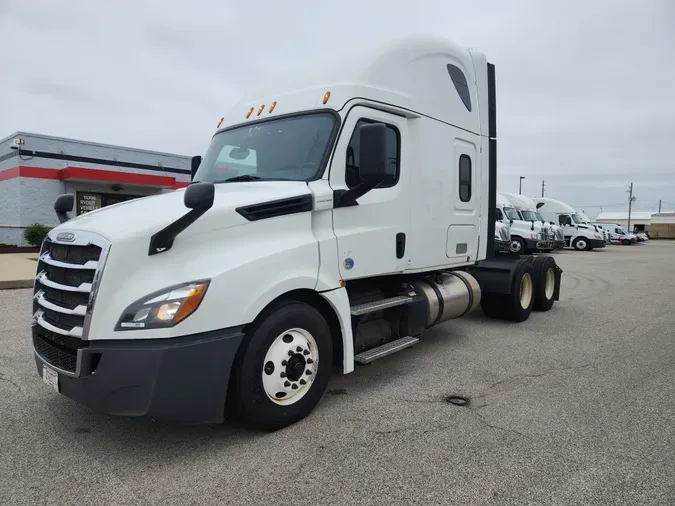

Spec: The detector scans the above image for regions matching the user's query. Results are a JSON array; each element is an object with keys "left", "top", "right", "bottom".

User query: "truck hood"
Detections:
[{"left": 53, "top": 181, "right": 312, "bottom": 242}]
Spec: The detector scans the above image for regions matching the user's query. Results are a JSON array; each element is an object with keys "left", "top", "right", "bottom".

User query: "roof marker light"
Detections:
[
  {"left": 257, "top": 104, "right": 265, "bottom": 116},
  {"left": 217, "top": 117, "right": 224, "bottom": 128},
  {"left": 246, "top": 107, "right": 254, "bottom": 119},
  {"left": 269, "top": 101, "right": 277, "bottom": 113},
  {"left": 323, "top": 91, "right": 331, "bottom": 104}
]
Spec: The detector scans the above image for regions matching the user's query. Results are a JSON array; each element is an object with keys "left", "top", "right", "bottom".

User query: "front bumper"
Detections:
[
  {"left": 34, "top": 327, "right": 245, "bottom": 424},
  {"left": 590, "top": 239, "right": 606, "bottom": 249},
  {"left": 495, "top": 239, "right": 511, "bottom": 253},
  {"left": 525, "top": 238, "right": 554, "bottom": 251}
]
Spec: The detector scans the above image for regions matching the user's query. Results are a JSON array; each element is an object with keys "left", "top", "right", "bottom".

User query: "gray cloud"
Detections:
[{"left": 1, "top": 0, "right": 674, "bottom": 216}]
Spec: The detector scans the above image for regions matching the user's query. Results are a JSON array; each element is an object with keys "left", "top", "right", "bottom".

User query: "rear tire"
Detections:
[
  {"left": 532, "top": 256, "right": 557, "bottom": 311},
  {"left": 622, "top": 239, "right": 631, "bottom": 245},
  {"left": 480, "top": 260, "right": 535, "bottom": 322},
  {"left": 230, "top": 301, "right": 333, "bottom": 431}
]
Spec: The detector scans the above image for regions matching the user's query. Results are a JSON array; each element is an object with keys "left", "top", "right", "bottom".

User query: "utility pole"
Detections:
[
  {"left": 627, "top": 182, "right": 635, "bottom": 232},
  {"left": 658, "top": 199, "right": 662, "bottom": 213},
  {"left": 519, "top": 176, "right": 525, "bottom": 195},
  {"left": 541, "top": 179, "right": 545, "bottom": 197}
]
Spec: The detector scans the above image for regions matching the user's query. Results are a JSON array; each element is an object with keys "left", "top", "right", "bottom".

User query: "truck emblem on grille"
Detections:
[{"left": 56, "top": 232, "right": 76, "bottom": 242}]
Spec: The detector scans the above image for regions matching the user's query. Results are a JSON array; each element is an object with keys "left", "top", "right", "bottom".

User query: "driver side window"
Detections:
[
  {"left": 495, "top": 208, "right": 503, "bottom": 221},
  {"left": 346, "top": 119, "right": 400, "bottom": 189}
]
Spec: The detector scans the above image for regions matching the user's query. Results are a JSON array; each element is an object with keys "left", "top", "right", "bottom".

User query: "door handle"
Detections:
[{"left": 396, "top": 233, "right": 406, "bottom": 259}]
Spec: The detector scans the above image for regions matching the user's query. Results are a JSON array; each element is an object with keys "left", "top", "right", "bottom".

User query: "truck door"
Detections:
[
  {"left": 447, "top": 138, "right": 480, "bottom": 264},
  {"left": 329, "top": 107, "right": 409, "bottom": 280}
]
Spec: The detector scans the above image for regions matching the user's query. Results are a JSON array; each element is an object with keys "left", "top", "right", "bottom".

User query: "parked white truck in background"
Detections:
[
  {"left": 595, "top": 223, "right": 638, "bottom": 245},
  {"left": 500, "top": 192, "right": 565, "bottom": 250},
  {"left": 533, "top": 197, "right": 605, "bottom": 251},
  {"left": 496, "top": 193, "right": 554, "bottom": 253},
  {"left": 31, "top": 35, "right": 564, "bottom": 430}
]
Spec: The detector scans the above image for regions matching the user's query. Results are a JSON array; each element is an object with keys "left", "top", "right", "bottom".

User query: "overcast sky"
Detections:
[{"left": 1, "top": 0, "right": 674, "bottom": 217}]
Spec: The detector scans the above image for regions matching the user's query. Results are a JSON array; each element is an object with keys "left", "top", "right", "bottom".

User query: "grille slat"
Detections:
[{"left": 33, "top": 236, "right": 106, "bottom": 374}]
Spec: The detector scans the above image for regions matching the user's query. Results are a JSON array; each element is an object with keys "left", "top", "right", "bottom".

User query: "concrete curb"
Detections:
[{"left": 0, "top": 280, "right": 34, "bottom": 290}]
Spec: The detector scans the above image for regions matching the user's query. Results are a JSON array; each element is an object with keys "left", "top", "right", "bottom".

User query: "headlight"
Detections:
[{"left": 116, "top": 280, "right": 210, "bottom": 330}]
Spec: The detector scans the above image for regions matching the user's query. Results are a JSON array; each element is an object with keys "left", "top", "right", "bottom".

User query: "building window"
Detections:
[
  {"left": 345, "top": 119, "right": 400, "bottom": 189},
  {"left": 459, "top": 154, "right": 472, "bottom": 202}
]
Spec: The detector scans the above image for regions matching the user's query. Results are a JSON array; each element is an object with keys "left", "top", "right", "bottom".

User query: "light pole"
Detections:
[{"left": 519, "top": 176, "right": 525, "bottom": 195}]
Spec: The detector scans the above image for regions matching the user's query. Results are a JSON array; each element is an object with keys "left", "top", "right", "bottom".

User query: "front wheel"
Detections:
[
  {"left": 230, "top": 301, "right": 333, "bottom": 431},
  {"left": 510, "top": 237, "right": 526, "bottom": 254},
  {"left": 573, "top": 237, "right": 588, "bottom": 251},
  {"left": 622, "top": 239, "right": 631, "bottom": 245}
]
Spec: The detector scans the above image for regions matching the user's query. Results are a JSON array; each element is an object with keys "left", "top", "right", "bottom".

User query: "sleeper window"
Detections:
[{"left": 459, "top": 155, "right": 471, "bottom": 202}]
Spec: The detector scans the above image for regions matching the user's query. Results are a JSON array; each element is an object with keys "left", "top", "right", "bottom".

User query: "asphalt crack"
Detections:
[
  {"left": 490, "top": 362, "right": 594, "bottom": 389},
  {"left": 0, "top": 372, "right": 21, "bottom": 390},
  {"left": 468, "top": 408, "right": 532, "bottom": 440}
]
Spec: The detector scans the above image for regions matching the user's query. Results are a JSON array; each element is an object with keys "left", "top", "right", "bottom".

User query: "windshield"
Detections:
[
  {"left": 520, "top": 210, "right": 538, "bottom": 221},
  {"left": 503, "top": 206, "right": 520, "bottom": 221},
  {"left": 571, "top": 214, "right": 584, "bottom": 224},
  {"left": 194, "top": 112, "right": 337, "bottom": 183},
  {"left": 535, "top": 212, "right": 545, "bottom": 222}
]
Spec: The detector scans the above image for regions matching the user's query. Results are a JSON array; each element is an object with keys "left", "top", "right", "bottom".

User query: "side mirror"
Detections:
[
  {"left": 191, "top": 155, "right": 202, "bottom": 181},
  {"left": 358, "top": 123, "right": 388, "bottom": 184},
  {"left": 509, "top": 219, "right": 514, "bottom": 225},
  {"left": 184, "top": 182, "right": 215, "bottom": 210},
  {"left": 54, "top": 194, "right": 75, "bottom": 223}
]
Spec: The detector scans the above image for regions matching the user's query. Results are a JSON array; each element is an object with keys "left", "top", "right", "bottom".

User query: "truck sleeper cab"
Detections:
[
  {"left": 533, "top": 197, "right": 605, "bottom": 251},
  {"left": 31, "top": 35, "right": 563, "bottom": 430}
]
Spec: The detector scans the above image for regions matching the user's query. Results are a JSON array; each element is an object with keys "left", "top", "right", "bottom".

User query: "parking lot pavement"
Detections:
[{"left": 1, "top": 242, "right": 674, "bottom": 506}]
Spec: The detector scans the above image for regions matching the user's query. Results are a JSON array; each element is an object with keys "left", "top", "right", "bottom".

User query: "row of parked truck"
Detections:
[{"left": 493, "top": 194, "right": 642, "bottom": 253}]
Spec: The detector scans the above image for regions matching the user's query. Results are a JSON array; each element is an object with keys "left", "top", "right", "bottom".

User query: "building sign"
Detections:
[
  {"left": 77, "top": 193, "right": 102, "bottom": 215},
  {"left": 76, "top": 192, "right": 144, "bottom": 215}
]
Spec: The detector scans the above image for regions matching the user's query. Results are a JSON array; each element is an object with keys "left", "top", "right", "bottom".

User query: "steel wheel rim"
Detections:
[
  {"left": 510, "top": 240, "right": 522, "bottom": 253},
  {"left": 262, "top": 328, "right": 318, "bottom": 406},
  {"left": 520, "top": 272, "right": 533, "bottom": 309},
  {"left": 544, "top": 267, "right": 555, "bottom": 299},
  {"left": 577, "top": 239, "right": 587, "bottom": 249}
]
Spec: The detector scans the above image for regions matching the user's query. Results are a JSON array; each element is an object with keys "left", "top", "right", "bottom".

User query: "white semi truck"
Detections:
[
  {"left": 533, "top": 197, "right": 605, "bottom": 251},
  {"left": 500, "top": 192, "right": 565, "bottom": 250},
  {"left": 32, "top": 35, "right": 564, "bottom": 430},
  {"left": 495, "top": 193, "right": 553, "bottom": 253}
]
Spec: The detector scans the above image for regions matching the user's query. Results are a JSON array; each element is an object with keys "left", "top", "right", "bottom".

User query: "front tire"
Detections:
[
  {"left": 230, "top": 301, "right": 333, "bottom": 431},
  {"left": 510, "top": 237, "right": 526, "bottom": 254},
  {"left": 622, "top": 239, "right": 631, "bottom": 245},
  {"left": 573, "top": 237, "right": 588, "bottom": 251}
]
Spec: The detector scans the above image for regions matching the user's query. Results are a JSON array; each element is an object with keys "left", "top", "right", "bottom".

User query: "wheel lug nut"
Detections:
[
  {"left": 284, "top": 381, "right": 291, "bottom": 387},
  {"left": 280, "top": 372, "right": 286, "bottom": 378},
  {"left": 306, "top": 370, "right": 312, "bottom": 376},
  {"left": 303, "top": 350, "right": 310, "bottom": 356},
  {"left": 281, "top": 360, "right": 288, "bottom": 366},
  {"left": 306, "top": 358, "right": 314, "bottom": 364},
  {"left": 296, "top": 346, "right": 302, "bottom": 352},
  {"left": 291, "top": 384, "right": 298, "bottom": 390},
  {"left": 300, "top": 379, "right": 306, "bottom": 385},
  {"left": 288, "top": 350, "right": 294, "bottom": 357}
]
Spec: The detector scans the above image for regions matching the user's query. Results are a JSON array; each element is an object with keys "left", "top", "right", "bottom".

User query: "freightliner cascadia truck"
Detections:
[{"left": 31, "top": 35, "right": 563, "bottom": 430}]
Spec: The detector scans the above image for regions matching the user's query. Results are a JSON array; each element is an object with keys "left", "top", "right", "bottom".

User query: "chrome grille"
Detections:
[{"left": 32, "top": 231, "right": 110, "bottom": 375}]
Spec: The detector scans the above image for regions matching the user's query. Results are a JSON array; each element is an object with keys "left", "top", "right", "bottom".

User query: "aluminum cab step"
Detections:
[
  {"left": 354, "top": 336, "right": 420, "bottom": 364},
  {"left": 350, "top": 295, "right": 414, "bottom": 316}
]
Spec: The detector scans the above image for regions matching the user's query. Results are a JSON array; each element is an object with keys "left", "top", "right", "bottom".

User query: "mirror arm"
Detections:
[
  {"left": 148, "top": 208, "right": 208, "bottom": 256},
  {"left": 333, "top": 179, "right": 382, "bottom": 208}
]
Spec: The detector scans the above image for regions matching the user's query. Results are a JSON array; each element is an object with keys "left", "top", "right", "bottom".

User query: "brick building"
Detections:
[{"left": 0, "top": 132, "right": 191, "bottom": 246}]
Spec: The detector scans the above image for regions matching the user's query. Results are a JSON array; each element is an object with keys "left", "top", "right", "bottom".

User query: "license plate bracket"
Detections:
[{"left": 42, "top": 364, "right": 59, "bottom": 392}]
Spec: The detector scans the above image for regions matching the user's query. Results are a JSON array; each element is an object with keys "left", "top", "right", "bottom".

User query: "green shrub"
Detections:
[{"left": 24, "top": 223, "right": 53, "bottom": 247}]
